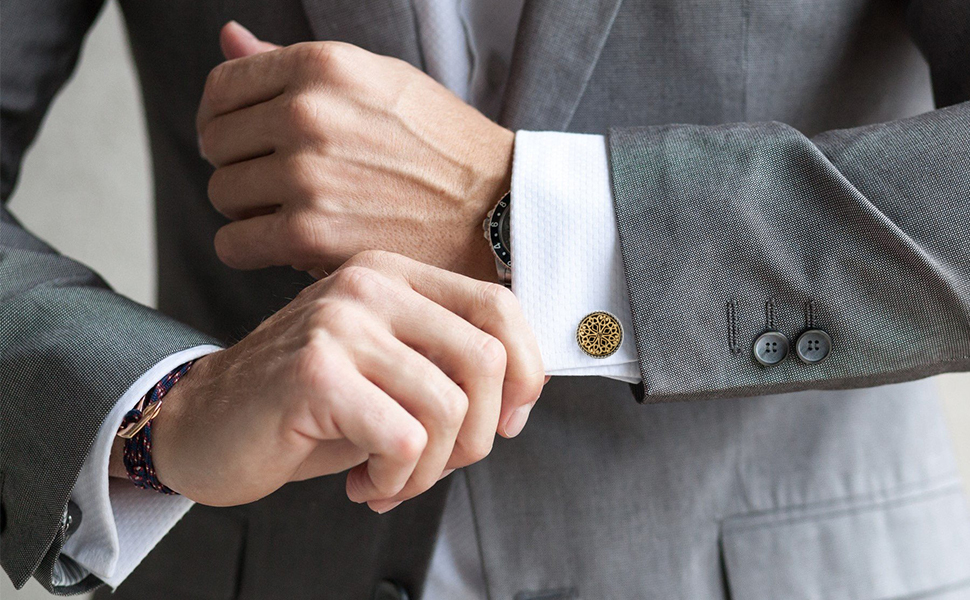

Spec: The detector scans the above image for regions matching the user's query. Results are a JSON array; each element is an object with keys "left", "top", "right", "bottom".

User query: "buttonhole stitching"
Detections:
[
  {"left": 765, "top": 298, "right": 777, "bottom": 331},
  {"left": 727, "top": 299, "right": 742, "bottom": 354},
  {"left": 804, "top": 299, "right": 816, "bottom": 329}
]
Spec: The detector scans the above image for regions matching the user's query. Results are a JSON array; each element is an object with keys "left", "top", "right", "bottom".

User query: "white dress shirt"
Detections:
[{"left": 60, "top": 0, "right": 638, "bottom": 593}]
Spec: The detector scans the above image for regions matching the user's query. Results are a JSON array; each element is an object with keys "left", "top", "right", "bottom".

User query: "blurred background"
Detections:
[{"left": 3, "top": 3, "right": 969, "bottom": 598}]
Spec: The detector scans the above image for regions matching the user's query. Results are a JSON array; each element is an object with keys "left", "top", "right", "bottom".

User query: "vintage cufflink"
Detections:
[{"left": 577, "top": 311, "right": 623, "bottom": 358}]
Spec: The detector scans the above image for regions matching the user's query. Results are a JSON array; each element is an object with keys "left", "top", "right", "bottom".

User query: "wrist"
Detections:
[
  {"left": 152, "top": 353, "right": 216, "bottom": 495},
  {"left": 127, "top": 353, "right": 216, "bottom": 495},
  {"left": 464, "top": 126, "right": 514, "bottom": 282},
  {"left": 474, "top": 126, "right": 514, "bottom": 209}
]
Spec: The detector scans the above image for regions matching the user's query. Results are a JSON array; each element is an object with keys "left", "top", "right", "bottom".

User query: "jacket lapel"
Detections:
[
  {"left": 299, "top": 0, "right": 424, "bottom": 68},
  {"left": 499, "top": 0, "right": 624, "bottom": 131}
]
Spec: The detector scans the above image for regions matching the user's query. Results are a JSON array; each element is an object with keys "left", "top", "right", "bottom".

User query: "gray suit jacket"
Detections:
[{"left": 3, "top": 0, "right": 970, "bottom": 598}]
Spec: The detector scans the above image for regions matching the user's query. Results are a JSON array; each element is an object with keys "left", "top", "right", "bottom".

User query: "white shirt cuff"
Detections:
[
  {"left": 511, "top": 131, "right": 640, "bottom": 383},
  {"left": 61, "top": 344, "right": 222, "bottom": 588}
]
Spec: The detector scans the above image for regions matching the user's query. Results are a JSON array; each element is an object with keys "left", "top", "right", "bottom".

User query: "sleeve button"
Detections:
[
  {"left": 795, "top": 329, "right": 832, "bottom": 364},
  {"left": 61, "top": 501, "right": 82, "bottom": 540},
  {"left": 753, "top": 331, "right": 789, "bottom": 366}
]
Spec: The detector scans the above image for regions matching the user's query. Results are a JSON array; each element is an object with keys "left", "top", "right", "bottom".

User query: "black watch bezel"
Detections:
[{"left": 486, "top": 193, "right": 511, "bottom": 269}]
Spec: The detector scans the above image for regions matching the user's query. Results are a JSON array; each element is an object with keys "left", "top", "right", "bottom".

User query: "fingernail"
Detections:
[
  {"left": 438, "top": 469, "right": 455, "bottom": 482},
  {"left": 504, "top": 402, "right": 533, "bottom": 438},
  {"left": 370, "top": 500, "right": 402, "bottom": 514},
  {"left": 197, "top": 134, "right": 206, "bottom": 160}
]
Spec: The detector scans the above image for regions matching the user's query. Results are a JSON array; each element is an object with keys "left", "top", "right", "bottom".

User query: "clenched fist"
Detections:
[
  {"left": 197, "top": 22, "right": 513, "bottom": 281},
  {"left": 110, "top": 252, "right": 544, "bottom": 512}
]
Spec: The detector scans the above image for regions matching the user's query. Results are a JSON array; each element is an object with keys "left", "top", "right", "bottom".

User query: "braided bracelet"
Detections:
[{"left": 117, "top": 360, "right": 195, "bottom": 494}]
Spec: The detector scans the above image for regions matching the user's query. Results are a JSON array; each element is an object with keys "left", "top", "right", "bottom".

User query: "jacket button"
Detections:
[
  {"left": 753, "top": 331, "right": 789, "bottom": 366},
  {"left": 795, "top": 329, "right": 831, "bottom": 364},
  {"left": 61, "top": 501, "right": 82, "bottom": 541},
  {"left": 372, "top": 580, "right": 410, "bottom": 600}
]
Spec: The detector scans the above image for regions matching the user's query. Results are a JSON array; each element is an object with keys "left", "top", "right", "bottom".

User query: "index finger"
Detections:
[{"left": 196, "top": 45, "right": 292, "bottom": 135}]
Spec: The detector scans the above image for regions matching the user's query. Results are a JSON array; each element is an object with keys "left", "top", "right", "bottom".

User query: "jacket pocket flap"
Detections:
[{"left": 721, "top": 481, "right": 970, "bottom": 600}]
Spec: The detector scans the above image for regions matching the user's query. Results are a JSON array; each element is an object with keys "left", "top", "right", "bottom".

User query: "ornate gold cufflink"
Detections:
[{"left": 577, "top": 311, "right": 623, "bottom": 358}]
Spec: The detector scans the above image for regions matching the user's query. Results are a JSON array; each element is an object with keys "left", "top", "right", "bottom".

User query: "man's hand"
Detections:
[
  {"left": 197, "top": 22, "right": 513, "bottom": 281},
  {"left": 110, "top": 252, "right": 543, "bottom": 512}
]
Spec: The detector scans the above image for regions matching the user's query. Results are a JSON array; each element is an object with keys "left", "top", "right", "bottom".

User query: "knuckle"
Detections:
[
  {"left": 404, "top": 473, "right": 437, "bottom": 498},
  {"left": 302, "top": 42, "right": 354, "bottom": 81},
  {"left": 453, "top": 435, "right": 494, "bottom": 466},
  {"left": 479, "top": 282, "right": 518, "bottom": 317},
  {"left": 203, "top": 63, "right": 231, "bottom": 109},
  {"left": 391, "top": 424, "right": 427, "bottom": 464},
  {"left": 283, "top": 93, "right": 321, "bottom": 132},
  {"left": 430, "top": 383, "right": 468, "bottom": 427},
  {"left": 469, "top": 334, "right": 507, "bottom": 374},
  {"left": 284, "top": 210, "right": 328, "bottom": 260},
  {"left": 294, "top": 332, "right": 341, "bottom": 390},
  {"left": 373, "top": 479, "right": 404, "bottom": 499},
  {"left": 345, "top": 471, "right": 370, "bottom": 500},
  {"left": 283, "top": 154, "right": 324, "bottom": 202},
  {"left": 329, "top": 265, "right": 383, "bottom": 299},
  {"left": 345, "top": 250, "right": 397, "bottom": 271},
  {"left": 197, "top": 122, "right": 219, "bottom": 162},
  {"left": 206, "top": 170, "right": 227, "bottom": 210},
  {"left": 212, "top": 226, "right": 241, "bottom": 268},
  {"left": 293, "top": 42, "right": 334, "bottom": 74}
]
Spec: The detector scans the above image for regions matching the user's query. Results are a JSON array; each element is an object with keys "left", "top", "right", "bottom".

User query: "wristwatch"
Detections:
[{"left": 482, "top": 191, "right": 512, "bottom": 287}]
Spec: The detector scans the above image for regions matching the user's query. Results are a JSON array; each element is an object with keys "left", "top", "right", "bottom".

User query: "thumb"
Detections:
[{"left": 220, "top": 21, "right": 280, "bottom": 60}]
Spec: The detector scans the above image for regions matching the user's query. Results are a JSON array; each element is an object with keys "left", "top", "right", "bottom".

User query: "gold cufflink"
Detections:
[{"left": 576, "top": 311, "right": 623, "bottom": 358}]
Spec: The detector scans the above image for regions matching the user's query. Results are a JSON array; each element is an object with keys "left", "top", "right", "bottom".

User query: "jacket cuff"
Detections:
[
  {"left": 60, "top": 346, "right": 220, "bottom": 589},
  {"left": 0, "top": 282, "right": 219, "bottom": 592},
  {"left": 608, "top": 120, "right": 970, "bottom": 401}
]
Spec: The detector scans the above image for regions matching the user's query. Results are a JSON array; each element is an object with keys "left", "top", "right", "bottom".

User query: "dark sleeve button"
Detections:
[
  {"left": 372, "top": 580, "right": 410, "bottom": 600},
  {"left": 61, "top": 500, "right": 82, "bottom": 541},
  {"left": 753, "top": 331, "right": 789, "bottom": 366},
  {"left": 795, "top": 329, "right": 831, "bottom": 364}
]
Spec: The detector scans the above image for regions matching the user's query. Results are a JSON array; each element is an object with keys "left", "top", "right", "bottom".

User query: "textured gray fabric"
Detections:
[
  {"left": 464, "top": 377, "right": 970, "bottom": 599},
  {"left": 609, "top": 111, "right": 970, "bottom": 401},
  {"left": 720, "top": 479, "right": 970, "bottom": 599},
  {"left": 3, "top": 0, "right": 970, "bottom": 598}
]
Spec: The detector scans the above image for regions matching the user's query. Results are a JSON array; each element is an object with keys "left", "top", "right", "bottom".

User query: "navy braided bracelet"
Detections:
[{"left": 117, "top": 360, "right": 195, "bottom": 494}]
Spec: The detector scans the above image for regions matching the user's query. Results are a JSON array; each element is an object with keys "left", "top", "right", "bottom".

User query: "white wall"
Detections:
[{"left": 3, "top": 3, "right": 969, "bottom": 598}]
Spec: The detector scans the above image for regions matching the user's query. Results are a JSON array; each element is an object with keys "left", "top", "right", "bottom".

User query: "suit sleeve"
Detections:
[
  {"left": 0, "top": 0, "right": 219, "bottom": 593},
  {"left": 607, "top": 0, "right": 970, "bottom": 402}
]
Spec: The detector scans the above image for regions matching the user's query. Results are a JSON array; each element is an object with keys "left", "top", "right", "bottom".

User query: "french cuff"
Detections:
[
  {"left": 510, "top": 131, "right": 640, "bottom": 382},
  {"left": 60, "top": 344, "right": 222, "bottom": 589}
]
